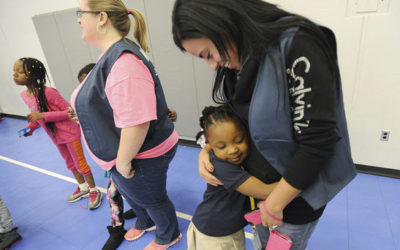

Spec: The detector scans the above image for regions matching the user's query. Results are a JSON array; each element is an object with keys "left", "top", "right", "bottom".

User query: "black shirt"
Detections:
[{"left": 192, "top": 151, "right": 251, "bottom": 236}]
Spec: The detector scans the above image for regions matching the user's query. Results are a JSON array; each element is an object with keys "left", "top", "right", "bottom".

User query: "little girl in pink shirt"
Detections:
[{"left": 13, "top": 57, "right": 102, "bottom": 210}]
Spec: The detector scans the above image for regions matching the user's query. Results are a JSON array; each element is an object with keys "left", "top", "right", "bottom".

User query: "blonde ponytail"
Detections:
[
  {"left": 129, "top": 8, "right": 150, "bottom": 52},
  {"left": 86, "top": 0, "right": 150, "bottom": 52}
]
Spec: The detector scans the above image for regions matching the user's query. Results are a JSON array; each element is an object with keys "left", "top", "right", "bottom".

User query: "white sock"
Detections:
[
  {"left": 79, "top": 182, "right": 89, "bottom": 191},
  {"left": 89, "top": 187, "right": 98, "bottom": 192}
]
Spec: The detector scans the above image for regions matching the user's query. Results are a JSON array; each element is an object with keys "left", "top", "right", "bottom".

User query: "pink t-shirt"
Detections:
[
  {"left": 71, "top": 52, "right": 178, "bottom": 170},
  {"left": 21, "top": 87, "right": 81, "bottom": 144}
]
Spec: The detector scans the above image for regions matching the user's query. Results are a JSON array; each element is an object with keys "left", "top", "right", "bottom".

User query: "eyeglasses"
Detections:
[{"left": 76, "top": 10, "right": 100, "bottom": 18}]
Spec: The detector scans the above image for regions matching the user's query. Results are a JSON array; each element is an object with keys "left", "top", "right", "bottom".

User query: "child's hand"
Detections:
[
  {"left": 18, "top": 127, "right": 32, "bottom": 137},
  {"left": 168, "top": 109, "right": 177, "bottom": 122},
  {"left": 23, "top": 131, "right": 33, "bottom": 137},
  {"left": 27, "top": 112, "right": 44, "bottom": 122},
  {"left": 199, "top": 146, "right": 223, "bottom": 186},
  {"left": 67, "top": 107, "right": 78, "bottom": 121}
]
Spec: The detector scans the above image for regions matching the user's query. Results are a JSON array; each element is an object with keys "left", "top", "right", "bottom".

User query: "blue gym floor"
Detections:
[{"left": 0, "top": 117, "right": 399, "bottom": 250}]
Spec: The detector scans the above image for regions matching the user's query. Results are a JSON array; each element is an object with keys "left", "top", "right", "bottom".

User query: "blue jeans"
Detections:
[
  {"left": 110, "top": 144, "right": 180, "bottom": 244},
  {"left": 254, "top": 220, "right": 319, "bottom": 250}
]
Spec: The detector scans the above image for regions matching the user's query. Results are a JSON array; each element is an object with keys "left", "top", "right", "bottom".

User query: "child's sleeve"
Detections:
[
  {"left": 212, "top": 158, "right": 251, "bottom": 192},
  {"left": 43, "top": 111, "right": 70, "bottom": 122},
  {"left": 26, "top": 121, "right": 40, "bottom": 132},
  {"left": 214, "top": 159, "right": 277, "bottom": 199},
  {"left": 42, "top": 88, "right": 71, "bottom": 122}
]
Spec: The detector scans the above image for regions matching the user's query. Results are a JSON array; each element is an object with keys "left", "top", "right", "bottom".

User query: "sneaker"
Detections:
[
  {"left": 0, "top": 228, "right": 22, "bottom": 249},
  {"left": 88, "top": 189, "right": 103, "bottom": 210},
  {"left": 124, "top": 225, "right": 156, "bottom": 241},
  {"left": 123, "top": 209, "right": 137, "bottom": 220},
  {"left": 144, "top": 233, "right": 182, "bottom": 250},
  {"left": 102, "top": 225, "right": 127, "bottom": 250},
  {"left": 67, "top": 187, "right": 89, "bottom": 202}
]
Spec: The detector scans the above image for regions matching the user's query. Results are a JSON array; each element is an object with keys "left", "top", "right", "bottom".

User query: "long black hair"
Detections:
[
  {"left": 20, "top": 57, "right": 55, "bottom": 133},
  {"left": 172, "top": 0, "right": 339, "bottom": 103},
  {"left": 196, "top": 105, "right": 246, "bottom": 143}
]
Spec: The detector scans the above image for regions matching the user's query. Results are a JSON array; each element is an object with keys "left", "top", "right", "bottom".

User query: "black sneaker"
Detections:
[
  {"left": 102, "top": 226, "right": 127, "bottom": 250},
  {"left": 0, "top": 228, "right": 22, "bottom": 249},
  {"left": 122, "top": 209, "right": 137, "bottom": 220}
]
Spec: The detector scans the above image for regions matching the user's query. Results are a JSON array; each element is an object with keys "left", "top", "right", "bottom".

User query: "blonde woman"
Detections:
[{"left": 71, "top": 1, "right": 182, "bottom": 249}]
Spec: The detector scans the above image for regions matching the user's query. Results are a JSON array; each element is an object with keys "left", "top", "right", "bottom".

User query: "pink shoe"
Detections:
[
  {"left": 144, "top": 233, "right": 182, "bottom": 250},
  {"left": 124, "top": 225, "right": 156, "bottom": 241},
  {"left": 88, "top": 189, "right": 103, "bottom": 210},
  {"left": 67, "top": 187, "right": 89, "bottom": 202}
]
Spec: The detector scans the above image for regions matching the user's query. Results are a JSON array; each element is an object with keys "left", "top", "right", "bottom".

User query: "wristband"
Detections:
[{"left": 262, "top": 200, "right": 283, "bottom": 223}]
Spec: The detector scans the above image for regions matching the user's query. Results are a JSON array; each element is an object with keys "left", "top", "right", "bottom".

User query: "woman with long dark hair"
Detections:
[{"left": 172, "top": 0, "right": 356, "bottom": 249}]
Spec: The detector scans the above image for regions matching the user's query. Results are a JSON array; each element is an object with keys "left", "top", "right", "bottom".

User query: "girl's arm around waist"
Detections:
[{"left": 236, "top": 176, "right": 278, "bottom": 200}]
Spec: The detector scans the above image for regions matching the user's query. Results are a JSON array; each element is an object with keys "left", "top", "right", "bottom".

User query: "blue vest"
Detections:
[
  {"left": 229, "top": 28, "right": 356, "bottom": 210},
  {"left": 75, "top": 39, "right": 173, "bottom": 162}
]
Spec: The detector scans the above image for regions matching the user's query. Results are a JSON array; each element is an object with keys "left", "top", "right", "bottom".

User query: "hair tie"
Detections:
[{"left": 126, "top": 8, "right": 130, "bottom": 14}]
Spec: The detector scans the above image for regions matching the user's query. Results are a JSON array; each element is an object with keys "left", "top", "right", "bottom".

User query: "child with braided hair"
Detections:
[
  {"left": 13, "top": 57, "right": 102, "bottom": 210},
  {"left": 187, "top": 105, "right": 278, "bottom": 250}
]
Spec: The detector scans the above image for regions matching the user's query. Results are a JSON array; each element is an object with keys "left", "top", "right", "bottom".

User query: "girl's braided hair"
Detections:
[
  {"left": 196, "top": 104, "right": 246, "bottom": 144},
  {"left": 20, "top": 57, "right": 55, "bottom": 133}
]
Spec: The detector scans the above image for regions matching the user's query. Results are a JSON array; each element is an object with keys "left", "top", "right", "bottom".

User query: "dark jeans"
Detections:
[
  {"left": 110, "top": 144, "right": 180, "bottom": 244},
  {"left": 254, "top": 220, "right": 319, "bottom": 250}
]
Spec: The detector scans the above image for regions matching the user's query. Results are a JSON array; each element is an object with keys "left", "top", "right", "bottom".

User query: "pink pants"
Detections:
[{"left": 56, "top": 139, "right": 91, "bottom": 176}]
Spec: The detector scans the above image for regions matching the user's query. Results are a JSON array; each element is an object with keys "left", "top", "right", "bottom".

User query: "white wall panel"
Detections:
[
  {"left": 347, "top": 0, "right": 400, "bottom": 169},
  {"left": 144, "top": 0, "right": 214, "bottom": 139},
  {"left": 33, "top": 11, "right": 79, "bottom": 101}
]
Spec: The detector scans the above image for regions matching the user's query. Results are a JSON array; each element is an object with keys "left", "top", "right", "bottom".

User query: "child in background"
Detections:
[
  {"left": 187, "top": 105, "right": 277, "bottom": 250},
  {"left": 77, "top": 63, "right": 95, "bottom": 83},
  {"left": 13, "top": 57, "right": 102, "bottom": 210},
  {"left": 0, "top": 196, "right": 22, "bottom": 249}
]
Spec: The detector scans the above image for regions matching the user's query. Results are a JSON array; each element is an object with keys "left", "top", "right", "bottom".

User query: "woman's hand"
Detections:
[
  {"left": 198, "top": 146, "right": 223, "bottom": 186},
  {"left": 116, "top": 161, "right": 135, "bottom": 179},
  {"left": 257, "top": 178, "right": 302, "bottom": 228},
  {"left": 27, "top": 112, "right": 44, "bottom": 122},
  {"left": 257, "top": 199, "right": 283, "bottom": 229},
  {"left": 116, "top": 124, "right": 149, "bottom": 179}
]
